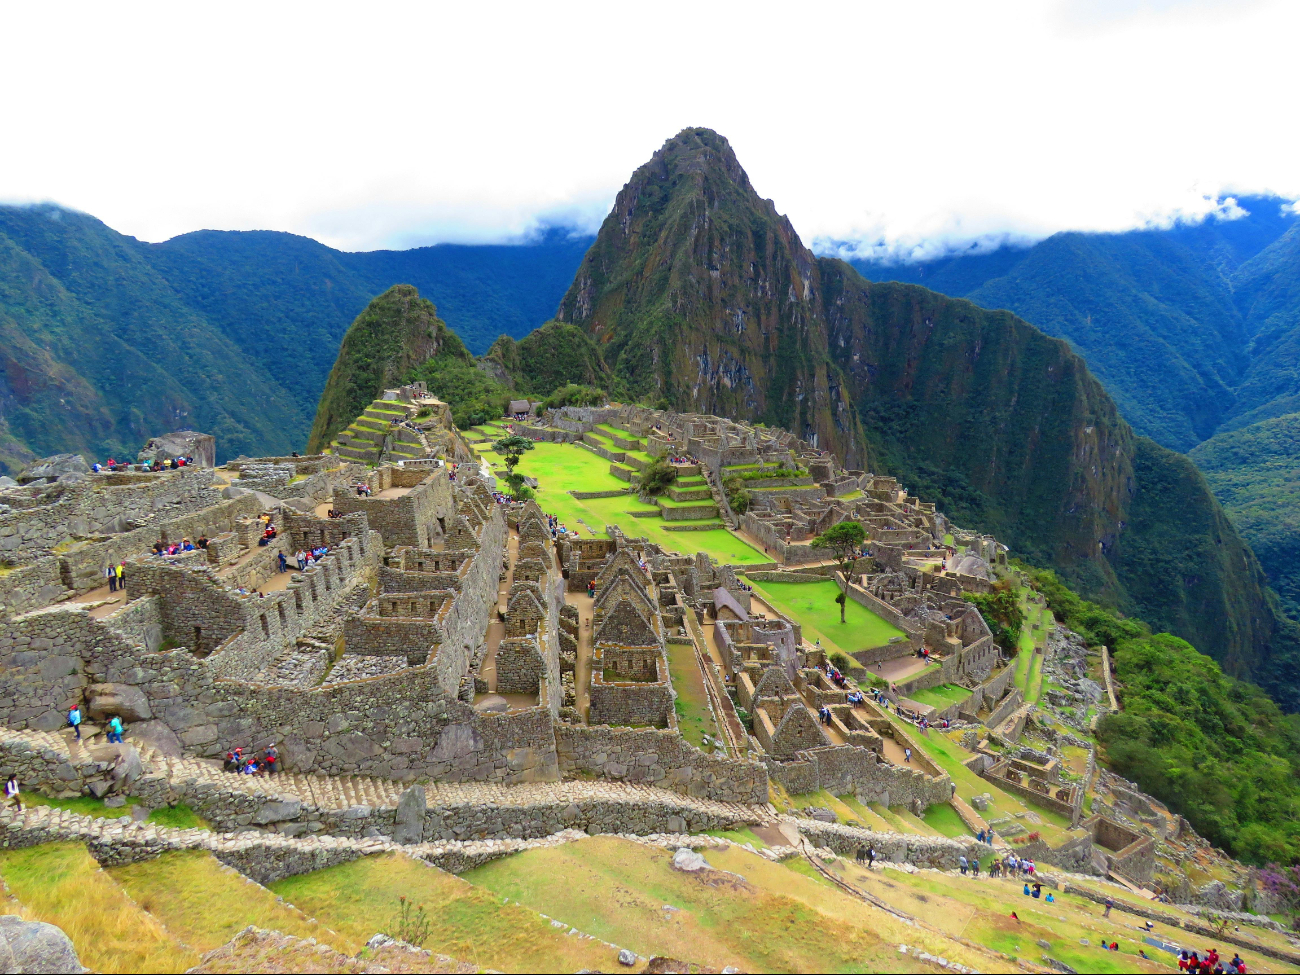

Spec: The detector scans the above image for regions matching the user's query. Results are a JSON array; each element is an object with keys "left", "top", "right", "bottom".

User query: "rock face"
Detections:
[
  {"left": 18, "top": 453, "right": 90, "bottom": 484},
  {"left": 138, "top": 430, "right": 216, "bottom": 468},
  {"left": 0, "top": 915, "right": 86, "bottom": 973},
  {"left": 555, "top": 126, "right": 1299, "bottom": 696},
  {"left": 86, "top": 683, "right": 153, "bottom": 722}
]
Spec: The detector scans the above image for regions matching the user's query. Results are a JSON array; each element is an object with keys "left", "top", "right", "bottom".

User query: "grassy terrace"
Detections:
[
  {"left": 667, "top": 639, "right": 721, "bottom": 750},
  {"left": 462, "top": 836, "right": 976, "bottom": 973},
  {"left": 479, "top": 440, "right": 767, "bottom": 564},
  {"left": 908, "top": 683, "right": 973, "bottom": 709},
  {"left": 273, "top": 852, "right": 616, "bottom": 972},
  {"left": 746, "top": 577, "right": 905, "bottom": 655},
  {"left": 1015, "top": 591, "right": 1053, "bottom": 704}
]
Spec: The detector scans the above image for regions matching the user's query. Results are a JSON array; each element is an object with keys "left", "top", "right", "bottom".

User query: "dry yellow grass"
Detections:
[
  {"left": 109, "top": 849, "right": 359, "bottom": 955},
  {"left": 269, "top": 852, "right": 620, "bottom": 973},
  {"left": 463, "top": 836, "right": 1012, "bottom": 973},
  {"left": 0, "top": 842, "right": 197, "bottom": 973}
]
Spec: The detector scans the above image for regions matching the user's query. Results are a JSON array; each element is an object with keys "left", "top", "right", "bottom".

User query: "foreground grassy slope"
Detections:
[
  {"left": 0, "top": 842, "right": 196, "bottom": 974},
  {"left": 269, "top": 852, "right": 618, "bottom": 973},
  {"left": 463, "top": 836, "right": 1000, "bottom": 973}
]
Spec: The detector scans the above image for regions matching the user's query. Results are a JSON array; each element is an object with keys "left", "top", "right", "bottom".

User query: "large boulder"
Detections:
[
  {"left": 87, "top": 742, "right": 143, "bottom": 791},
  {"left": 86, "top": 683, "right": 152, "bottom": 722},
  {"left": 393, "top": 785, "right": 427, "bottom": 844},
  {"left": 126, "top": 719, "right": 184, "bottom": 758},
  {"left": 18, "top": 453, "right": 89, "bottom": 484},
  {"left": 0, "top": 915, "right": 86, "bottom": 973},
  {"left": 138, "top": 431, "right": 215, "bottom": 468}
]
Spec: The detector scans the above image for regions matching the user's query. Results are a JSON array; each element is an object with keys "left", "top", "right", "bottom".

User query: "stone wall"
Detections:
[
  {"left": 795, "top": 819, "right": 981, "bottom": 868},
  {"left": 332, "top": 470, "right": 453, "bottom": 549},
  {"left": 768, "top": 743, "right": 952, "bottom": 810},
  {"left": 554, "top": 724, "right": 768, "bottom": 804}
]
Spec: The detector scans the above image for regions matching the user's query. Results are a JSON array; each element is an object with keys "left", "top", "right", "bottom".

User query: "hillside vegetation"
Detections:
[
  {"left": 0, "top": 207, "right": 589, "bottom": 467},
  {"left": 852, "top": 201, "right": 1300, "bottom": 649},
  {"left": 1028, "top": 567, "right": 1300, "bottom": 865}
]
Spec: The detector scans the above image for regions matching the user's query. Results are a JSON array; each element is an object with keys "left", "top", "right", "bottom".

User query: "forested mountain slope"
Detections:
[
  {"left": 0, "top": 205, "right": 590, "bottom": 467},
  {"left": 553, "top": 127, "right": 1300, "bottom": 705},
  {"left": 852, "top": 197, "right": 1300, "bottom": 640}
]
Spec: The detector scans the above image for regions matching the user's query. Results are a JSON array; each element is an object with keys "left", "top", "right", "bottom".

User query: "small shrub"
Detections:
[
  {"left": 829, "top": 652, "right": 853, "bottom": 671},
  {"left": 392, "top": 895, "right": 431, "bottom": 947}
]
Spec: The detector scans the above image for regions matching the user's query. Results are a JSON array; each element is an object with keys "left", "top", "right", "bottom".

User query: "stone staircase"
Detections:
[{"left": 699, "top": 466, "right": 739, "bottom": 529}]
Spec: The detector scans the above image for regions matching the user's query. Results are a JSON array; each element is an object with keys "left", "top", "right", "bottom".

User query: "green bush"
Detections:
[
  {"left": 637, "top": 459, "right": 678, "bottom": 497},
  {"left": 543, "top": 384, "right": 606, "bottom": 409},
  {"left": 963, "top": 581, "right": 1025, "bottom": 653}
]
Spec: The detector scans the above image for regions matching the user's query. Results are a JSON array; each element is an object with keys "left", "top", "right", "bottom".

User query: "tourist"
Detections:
[
  {"left": 1045, "top": 891, "right": 1054, "bottom": 903},
  {"left": 856, "top": 845, "right": 866, "bottom": 863},
  {"left": 278, "top": 552, "right": 288, "bottom": 573},
  {"left": 959, "top": 854, "right": 968, "bottom": 875},
  {"left": 68, "top": 705, "right": 82, "bottom": 741},
  {"left": 182, "top": 537, "right": 195, "bottom": 551},
  {"left": 4, "top": 775, "right": 19, "bottom": 810},
  {"left": 868, "top": 846, "right": 876, "bottom": 867},
  {"left": 1031, "top": 882, "right": 1042, "bottom": 898},
  {"left": 105, "top": 563, "right": 118, "bottom": 592},
  {"left": 1023, "top": 883, "right": 1031, "bottom": 896},
  {"left": 296, "top": 550, "right": 306, "bottom": 571},
  {"left": 904, "top": 747, "right": 912, "bottom": 763},
  {"left": 117, "top": 561, "right": 126, "bottom": 589},
  {"left": 198, "top": 535, "right": 209, "bottom": 549},
  {"left": 263, "top": 745, "right": 279, "bottom": 774},
  {"left": 971, "top": 858, "right": 980, "bottom": 877},
  {"left": 106, "top": 715, "right": 124, "bottom": 744},
  {"left": 1103, "top": 896, "right": 1113, "bottom": 917}
]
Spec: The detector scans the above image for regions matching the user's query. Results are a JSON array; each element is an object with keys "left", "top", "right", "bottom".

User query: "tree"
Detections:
[
  {"left": 637, "top": 458, "right": 677, "bottom": 497},
  {"left": 812, "top": 520, "right": 867, "bottom": 623},
  {"left": 493, "top": 434, "right": 535, "bottom": 500}
]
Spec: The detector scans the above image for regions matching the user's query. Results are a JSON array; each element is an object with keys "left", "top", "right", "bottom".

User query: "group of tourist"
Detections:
[
  {"left": 989, "top": 853, "right": 1036, "bottom": 877},
  {"left": 222, "top": 745, "right": 279, "bottom": 775},
  {"left": 293, "top": 546, "right": 329, "bottom": 571},
  {"left": 823, "top": 661, "right": 849, "bottom": 688},
  {"left": 1180, "top": 948, "right": 1247, "bottom": 973},
  {"left": 354, "top": 482, "right": 373, "bottom": 497},
  {"left": 666, "top": 454, "right": 696, "bottom": 466},
  {"left": 151, "top": 537, "right": 199, "bottom": 557},
  {"left": 90, "top": 454, "right": 196, "bottom": 474},
  {"left": 103, "top": 561, "right": 127, "bottom": 591}
]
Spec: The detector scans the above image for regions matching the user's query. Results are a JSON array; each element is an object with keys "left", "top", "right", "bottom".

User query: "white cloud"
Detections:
[{"left": 0, "top": 1, "right": 1295, "bottom": 254}]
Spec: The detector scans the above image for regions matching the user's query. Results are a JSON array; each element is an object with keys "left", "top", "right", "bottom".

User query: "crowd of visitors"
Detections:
[
  {"left": 90, "top": 454, "right": 197, "bottom": 474},
  {"left": 222, "top": 745, "right": 279, "bottom": 775}
]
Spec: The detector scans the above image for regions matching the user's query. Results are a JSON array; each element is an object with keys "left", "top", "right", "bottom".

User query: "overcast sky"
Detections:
[{"left": 2, "top": 0, "right": 1295, "bottom": 258}]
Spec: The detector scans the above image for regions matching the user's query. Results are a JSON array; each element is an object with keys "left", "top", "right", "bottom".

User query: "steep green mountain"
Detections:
[
  {"left": 852, "top": 206, "right": 1299, "bottom": 453},
  {"left": 0, "top": 206, "right": 590, "bottom": 468},
  {"left": 555, "top": 127, "right": 1300, "bottom": 704},
  {"left": 1191, "top": 412, "right": 1300, "bottom": 619},
  {"left": 850, "top": 200, "right": 1300, "bottom": 641},
  {"left": 482, "top": 321, "right": 610, "bottom": 397},
  {"left": 0, "top": 205, "right": 306, "bottom": 464},
  {"left": 307, "top": 285, "right": 473, "bottom": 451}
]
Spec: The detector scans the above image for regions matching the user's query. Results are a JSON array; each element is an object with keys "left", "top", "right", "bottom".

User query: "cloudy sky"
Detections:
[{"left": 2, "top": 0, "right": 1295, "bottom": 258}]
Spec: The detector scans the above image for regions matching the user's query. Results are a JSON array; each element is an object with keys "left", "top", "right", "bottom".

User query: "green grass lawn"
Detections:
[
  {"left": 922, "top": 801, "right": 973, "bottom": 838},
  {"left": 747, "top": 578, "right": 904, "bottom": 654},
  {"left": 908, "top": 683, "right": 973, "bottom": 709},
  {"left": 481, "top": 441, "right": 767, "bottom": 564},
  {"left": 666, "top": 641, "right": 721, "bottom": 750}
]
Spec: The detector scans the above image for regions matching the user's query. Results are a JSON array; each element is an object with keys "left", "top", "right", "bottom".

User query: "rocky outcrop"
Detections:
[{"left": 0, "top": 915, "right": 85, "bottom": 974}]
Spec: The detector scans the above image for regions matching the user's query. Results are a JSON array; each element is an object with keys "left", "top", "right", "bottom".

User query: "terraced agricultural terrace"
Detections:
[{"left": 0, "top": 395, "right": 1286, "bottom": 972}]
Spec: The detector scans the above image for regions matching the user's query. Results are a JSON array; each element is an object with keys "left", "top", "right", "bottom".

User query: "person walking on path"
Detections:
[
  {"left": 116, "top": 561, "right": 126, "bottom": 591},
  {"left": 904, "top": 747, "right": 912, "bottom": 763},
  {"left": 959, "top": 854, "right": 968, "bottom": 875},
  {"left": 4, "top": 775, "right": 19, "bottom": 810},
  {"left": 105, "top": 564, "right": 117, "bottom": 593},
  {"left": 1103, "top": 896, "right": 1113, "bottom": 918},
  {"left": 68, "top": 705, "right": 82, "bottom": 740},
  {"left": 107, "top": 715, "right": 124, "bottom": 744}
]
